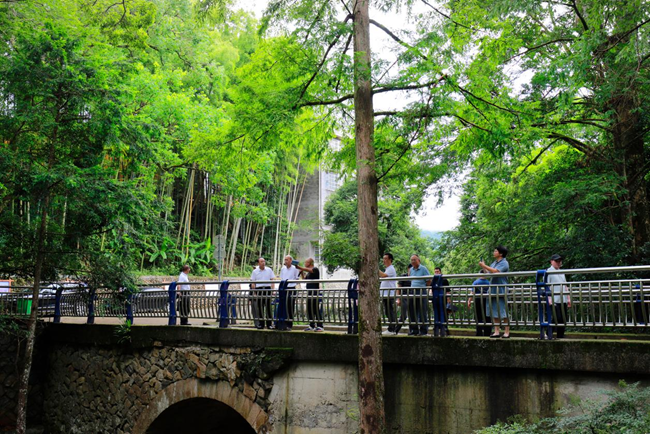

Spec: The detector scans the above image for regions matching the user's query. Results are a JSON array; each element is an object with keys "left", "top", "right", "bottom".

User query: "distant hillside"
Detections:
[{"left": 420, "top": 230, "right": 443, "bottom": 240}]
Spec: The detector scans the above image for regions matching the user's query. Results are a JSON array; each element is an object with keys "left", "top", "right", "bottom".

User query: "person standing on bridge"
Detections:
[
  {"left": 547, "top": 254, "right": 570, "bottom": 339},
  {"left": 408, "top": 255, "right": 431, "bottom": 336},
  {"left": 479, "top": 246, "right": 510, "bottom": 338},
  {"left": 296, "top": 258, "right": 324, "bottom": 332},
  {"left": 468, "top": 270, "right": 492, "bottom": 336},
  {"left": 394, "top": 263, "right": 413, "bottom": 334},
  {"left": 280, "top": 255, "right": 301, "bottom": 330},
  {"left": 435, "top": 267, "right": 452, "bottom": 336},
  {"left": 379, "top": 253, "right": 398, "bottom": 335},
  {"left": 178, "top": 265, "right": 191, "bottom": 325},
  {"left": 251, "top": 258, "right": 275, "bottom": 329}
]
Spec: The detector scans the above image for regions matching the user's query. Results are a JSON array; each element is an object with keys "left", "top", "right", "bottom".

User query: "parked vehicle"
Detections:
[{"left": 131, "top": 287, "right": 169, "bottom": 314}]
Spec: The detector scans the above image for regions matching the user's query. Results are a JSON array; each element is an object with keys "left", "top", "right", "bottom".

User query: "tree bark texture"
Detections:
[
  {"left": 16, "top": 193, "right": 49, "bottom": 434},
  {"left": 612, "top": 94, "right": 650, "bottom": 259},
  {"left": 353, "top": 1, "right": 386, "bottom": 433}
]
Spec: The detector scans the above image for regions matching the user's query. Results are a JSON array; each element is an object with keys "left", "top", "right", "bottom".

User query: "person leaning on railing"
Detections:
[
  {"left": 547, "top": 254, "right": 570, "bottom": 339},
  {"left": 479, "top": 246, "right": 510, "bottom": 339}
]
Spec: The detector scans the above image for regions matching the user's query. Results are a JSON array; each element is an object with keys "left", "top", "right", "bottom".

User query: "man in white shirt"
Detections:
[
  {"left": 177, "top": 265, "right": 191, "bottom": 325},
  {"left": 251, "top": 257, "right": 275, "bottom": 329},
  {"left": 547, "top": 253, "right": 571, "bottom": 338},
  {"left": 279, "top": 255, "right": 300, "bottom": 330},
  {"left": 379, "top": 253, "right": 398, "bottom": 335}
]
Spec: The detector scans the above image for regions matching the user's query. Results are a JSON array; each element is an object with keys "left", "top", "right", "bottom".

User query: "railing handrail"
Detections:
[{"left": 6, "top": 264, "right": 650, "bottom": 292}]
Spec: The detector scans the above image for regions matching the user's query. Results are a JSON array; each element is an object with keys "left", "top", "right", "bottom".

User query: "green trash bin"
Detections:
[{"left": 17, "top": 298, "right": 32, "bottom": 315}]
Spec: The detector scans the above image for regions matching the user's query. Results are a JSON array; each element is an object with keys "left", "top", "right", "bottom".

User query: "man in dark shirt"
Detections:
[{"left": 297, "top": 258, "right": 324, "bottom": 332}]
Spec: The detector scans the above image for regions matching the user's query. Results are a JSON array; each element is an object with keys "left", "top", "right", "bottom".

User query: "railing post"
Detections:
[
  {"left": 431, "top": 274, "right": 446, "bottom": 337},
  {"left": 87, "top": 288, "right": 96, "bottom": 325},
  {"left": 276, "top": 280, "right": 288, "bottom": 331},
  {"left": 168, "top": 282, "right": 178, "bottom": 326},
  {"left": 536, "top": 270, "right": 553, "bottom": 340},
  {"left": 53, "top": 287, "right": 62, "bottom": 324},
  {"left": 347, "top": 278, "right": 359, "bottom": 335},
  {"left": 633, "top": 284, "right": 646, "bottom": 325},
  {"left": 219, "top": 281, "right": 230, "bottom": 328},
  {"left": 126, "top": 291, "right": 134, "bottom": 325}
]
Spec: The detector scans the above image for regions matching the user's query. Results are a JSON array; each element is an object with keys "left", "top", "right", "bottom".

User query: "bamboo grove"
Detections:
[{"left": 0, "top": 0, "right": 334, "bottom": 279}]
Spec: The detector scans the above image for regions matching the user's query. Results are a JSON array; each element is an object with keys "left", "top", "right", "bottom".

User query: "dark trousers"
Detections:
[
  {"left": 227, "top": 294, "right": 237, "bottom": 325},
  {"left": 408, "top": 290, "right": 429, "bottom": 335},
  {"left": 254, "top": 289, "right": 272, "bottom": 328},
  {"left": 553, "top": 303, "right": 568, "bottom": 338},
  {"left": 286, "top": 288, "right": 296, "bottom": 329},
  {"left": 382, "top": 297, "right": 397, "bottom": 332},
  {"left": 431, "top": 291, "right": 446, "bottom": 337},
  {"left": 634, "top": 295, "right": 648, "bottom": 324},
  {"left": 395, "top": 296, "right": 408, "bottom": 333},
  {"left": 178, "top": 291, "right": 191, "bottom": 325},
  {"left": 474, "top": 296, "right": 492, "bottom": 336},
  {"left": 306, "top": 290, "right": 323, "bottom": 328}
]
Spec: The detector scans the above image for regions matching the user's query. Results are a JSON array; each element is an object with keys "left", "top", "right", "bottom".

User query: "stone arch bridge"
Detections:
[{"left": 1, "top": 325, "right": 650, "bottom": 433}]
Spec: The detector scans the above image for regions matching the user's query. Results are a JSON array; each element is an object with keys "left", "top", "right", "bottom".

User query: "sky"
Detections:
[{"left": 237, "top": 0, "right": 462, "bottom": 233}]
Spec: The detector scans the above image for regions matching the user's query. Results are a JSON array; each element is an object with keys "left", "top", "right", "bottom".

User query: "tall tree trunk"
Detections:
[
  {"left": 353, "top": 1, "right": 385, "bottom": 433},
  {"left": 613, "top": 94, "right": 650, "bottom": 260},
  {"left": 16, "top": 195, "right": 48, "bottom": 434},
  {"left": 287, "top": 176, "right": 308, "bottom": 256}
]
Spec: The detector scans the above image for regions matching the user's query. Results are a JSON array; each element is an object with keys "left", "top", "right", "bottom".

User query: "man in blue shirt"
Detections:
[
  {"left": 479, "top": 246, "right": 510, "bottom": 338},
  {"left": 408, "top": 255, "right": 431, "bottom": 336}
]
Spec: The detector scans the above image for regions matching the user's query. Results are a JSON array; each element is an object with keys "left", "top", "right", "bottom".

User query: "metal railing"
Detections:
[{"left": 1, "top": 265, "right": 649, "bottom": 337}]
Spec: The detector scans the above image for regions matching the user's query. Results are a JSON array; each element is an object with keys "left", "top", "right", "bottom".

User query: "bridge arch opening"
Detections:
[
  {"left": 145, "top": 397, "right": 255, "bottom": 434},
  {"left": 132, "top": 379, "right": 269, "bottom": 434}
]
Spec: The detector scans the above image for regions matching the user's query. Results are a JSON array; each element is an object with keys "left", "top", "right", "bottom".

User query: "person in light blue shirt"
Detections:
[
  {"left": 408, "top": 255, "right": 431, "bottom": 336},
  {"left": 479, "top": 246, "right": 510, "bottom": 338},
  {"left": 379, "top": 253, "right": 398, "bottom": 335}
]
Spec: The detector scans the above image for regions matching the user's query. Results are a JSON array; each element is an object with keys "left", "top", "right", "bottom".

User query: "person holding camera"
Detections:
[{"left": 479, "top": 246, "right": 510, "bottom": 338}]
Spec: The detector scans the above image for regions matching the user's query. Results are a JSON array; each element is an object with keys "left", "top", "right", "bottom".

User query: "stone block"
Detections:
[{"left": 243, "top": 382, "right": 257, "bottom": 401}]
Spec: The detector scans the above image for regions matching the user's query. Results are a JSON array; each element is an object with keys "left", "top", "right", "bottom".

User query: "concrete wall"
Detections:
[
  {"left": 269, "top": 362, "right": 359, "bottom": 433},
  {"left": 2, "top": 325, "right": 650, "bottom": 433}
]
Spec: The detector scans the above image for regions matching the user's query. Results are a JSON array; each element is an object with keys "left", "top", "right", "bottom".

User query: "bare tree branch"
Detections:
[
  {"left": 420, "top": 0, "right": 473, "bottom": 30},
  {"left": 456, "top": 84, "right": 526, "bottom": 115},
  {"left": 571, "top": 0, "right": 589, "bottom": 31},
  {"left": 300, "top": 77, "right": 446, "bottom": 107},
  {"left": 514, "top": 140, "right": 558, "bottom": 180},
  {"left": 598, "top": 17, "right": 650, "bottom": 54},
  {"left": 505, "top": 38, "right": 574, "bottom": 63},
  {"left": 296, "top": 16, "right": 352, "bottom": 103},
  {"left": 369, "top": 19, "right": 429, "bottom": 60}
]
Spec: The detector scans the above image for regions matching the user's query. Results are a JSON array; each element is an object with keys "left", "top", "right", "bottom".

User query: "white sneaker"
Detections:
[
  {"left": 303, "top": 326, "right": 314, "bottom": 332},
  {"left": 314, "top": 327, "right": 324, "bottom": 332},
  {"left": 382, "top": 330, "right": 393, "bottom": 335}
]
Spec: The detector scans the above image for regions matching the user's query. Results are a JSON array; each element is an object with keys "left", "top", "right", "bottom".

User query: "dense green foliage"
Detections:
[
  {"left": 476, "top": 381, "right": 650, "bottom": 434},
  {"left": 1, "top": 0, "right": 649, "bottom": 282},
  {"left": 432, "top": 0, "right": 650, "bottom": 272},
  {"left": 322, "top": 180, "right": 432, "bottom": 274},
  {"left": 0, "top": 0, "right": 335, "bottom": 283}
]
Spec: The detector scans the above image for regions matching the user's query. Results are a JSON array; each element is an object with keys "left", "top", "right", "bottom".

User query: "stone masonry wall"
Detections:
[{"left": 43, "top": 342, "right": 288, "bottom": 433}]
